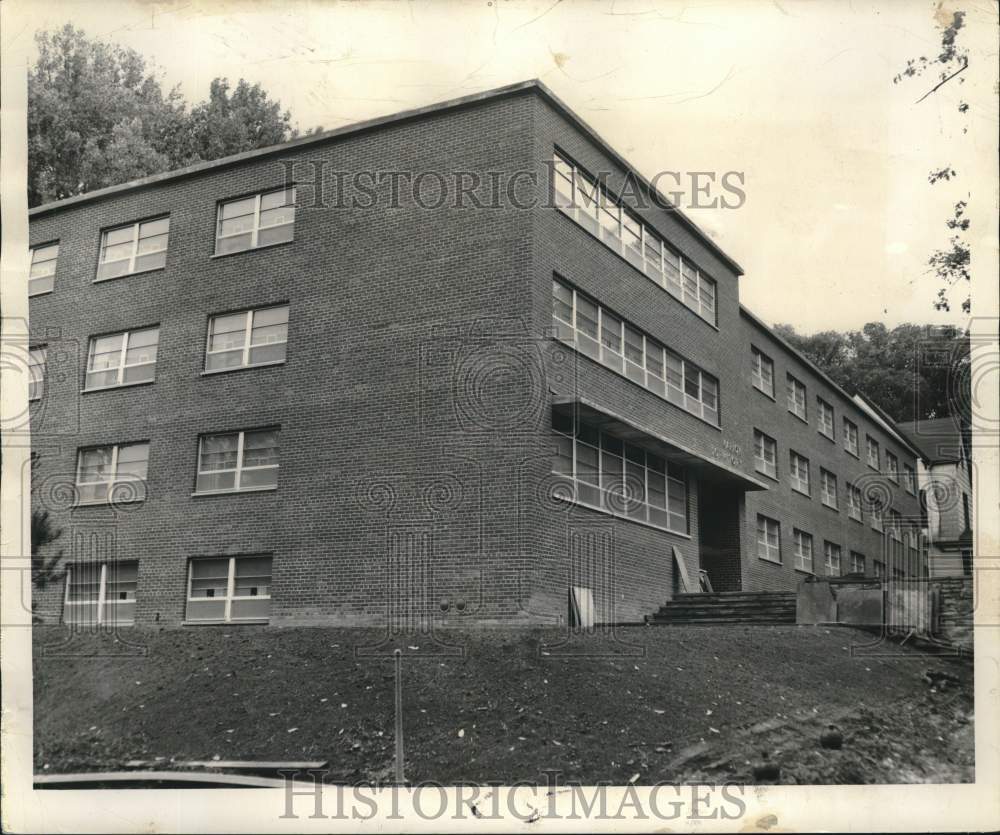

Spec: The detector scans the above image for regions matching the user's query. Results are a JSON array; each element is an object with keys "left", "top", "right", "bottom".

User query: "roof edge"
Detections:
[{"left": 28, "top": 79, "right": 743, "bottom": 276}]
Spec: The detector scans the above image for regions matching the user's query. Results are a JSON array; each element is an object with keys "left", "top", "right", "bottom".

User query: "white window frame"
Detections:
[
  {"left": 789, "top": 451, "right": 810, "bottom": 495},
  {"left": 552, "top": 417, "right": 688, "bottom": 535},
  {"left": 96, "top": 216, "right": 170, "bottom": 281},
  {"left": 28, "top": 346, "right": 47, "bottom": 401},
  {"left": 29, "top": 242, "right": 59, "bottom": 296},
  {"left": 552, "top": 278, "right": 719, "bottom": 426},
  {"left": 843, "top": 418, "right": 859, "bottom": 457},
  {"left": 850, "top": 551, "right": 865, "bottom": 574},
  {"left": 753, "top": 429, "right": 777, "bottom": 479},
  {"left": 793, "top": 529, "right": 814, "bottom": 573},
  {"left": 866, "top": 435, "right": 880, "bottom": 470},
  {"left": 215, "top": 188, "right": 297, "bottom": 255},
  {"left": 786, "top": 375, "right": 807, "bottom": 421},
  {"left": 74, "top": 442, "right": 150, "bottom": 506},
  {"left": 552, "top": 152, "right": 717, "bottom": 325},
  {"left": 63, "top": 562, "right": 138, "bottom": 626},
  {"left": 903, "top": 464, "right": 916, "bottom": 495},
  {"left": 751, "top": 347, "right": 774, "bottom": 397},
  {"left": 848, "top": 484, "right": 863, "bottom": 522},
  {"left": 817, "top": 398, "right": 834, "bottom": 439},
  {"left": 757, "top": 515, "right": 781, "bottom": 563},
  {"left": 871, "top": 502, "right": 884, "bottom": 532},
  {"left": 84, "top": 328, "right": 159, "bottom": 391},
  {"left": 195, "top": 429, "right": 280, "bottom": 495},
  {"left": 886, "top": 451, "right": 899, "bottom": 484},
  {"left": 186, "top": 556, "right": 272, "bottom": 623},
  {"left": 820, "top": 468, "right": 838, "bottom": 510},
  {"left": 204, "top": 305, "right": 289, "bottom": 373},
  {"left": 824, "top": 541, "right": 842, "bottom": 576}
]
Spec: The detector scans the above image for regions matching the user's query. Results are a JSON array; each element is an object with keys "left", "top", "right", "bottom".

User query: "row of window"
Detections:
[
  {"left": 754, "top": 428, "right": 906, "bottom": 530},
  {"left": 63, "top": 556, "right": 272, "bottom": 626},
  {"left": 552, "top": 152, "right": 717, "bottom": 325},
  {"left": 756, "top": 514, "right": 915, "bottom": 578},
  {"left": 28, "top": 187, "right": 296, "bottom": 296},
  {"left": 552, "top": 278, "right": 720, "bottom": 425},
  {"left": 72, "top": 428, "right": 279, "bottom": 504},
  {"left": 551, "top": 412, "right": 689, "bottom": 535},
  {"left": 751, "top": 345, "right": 916, "bottom": 492},
  {"left": 28, "top": 304, "right": 289, "bottom": 401}
]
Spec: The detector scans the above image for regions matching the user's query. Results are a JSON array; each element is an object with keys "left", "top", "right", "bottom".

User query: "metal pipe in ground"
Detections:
[{"left": 394, "top": 648, "right": 404, "bottom": 785}]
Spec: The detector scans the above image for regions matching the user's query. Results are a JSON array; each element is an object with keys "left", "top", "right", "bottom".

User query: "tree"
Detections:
[
  {"left": 29, "top": 454, "right": 64, "bottom": 594},
  {"left": 774, "top": 322, "right": 970, "bottom": 424},
  {"left": 892, "top": 11, "right": 970, "bottom": 313},
  {"left": 28, "top": 25, "right": 308, "bottom": 207}
]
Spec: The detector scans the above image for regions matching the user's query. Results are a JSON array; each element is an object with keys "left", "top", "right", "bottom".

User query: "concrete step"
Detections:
[{"left": 648, "top": 590, "right": 797, "bottom": 626}]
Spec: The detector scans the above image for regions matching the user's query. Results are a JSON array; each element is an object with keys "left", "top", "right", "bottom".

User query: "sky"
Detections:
[{"left": 9, "top": 0, "right": 999, "bottom": 332}]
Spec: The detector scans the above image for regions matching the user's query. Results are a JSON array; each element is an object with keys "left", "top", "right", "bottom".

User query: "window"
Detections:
[
  {"left": 817, "top": 398, "right": 834, "bottom": 439},
  {"left": 751, "top": 347, "right": 774, "bottom": 397},
  {"left": 97, "top": 217, "right": 169, "bottom": 280},
  {"left": 216, "top": 188, "right": 296, "bottom": 255},
  {"left": 756, "top": 515, "right": 781, "bottom": 563},
  {"left": 871, "top": 500, "right": 884, "bottom": 532},
  {"left": 753, "top": 430, "right": 777, "bottom": 479},
  {"left": 205, "top": 305, "right": 289, "bottom": 372},
  {"left": 848, "top": 484, "right": 863, "bottom": 522},
  {"left": 28, "top": 346, "right": 46, "bottom": 401},
  {"left": 85, "top": 327, "right": 159, "bottom": 390},
  {"left": 888, "top": 509, "right": 903, "bottom": 540},
  {"left": 552, "top": 152, "right": 717, "bottom": 324},
  {"left": 903, "top": 463, "right": 916, "bottom": 495},
  {"left": 843, "top": 418, "right": 859, "bottom": 457},
  {"left": 963, "top": 492, "right": 971, "bottom": 531},
  {"left": 63, "top": 562, "right": 138, "bottom": 626},
  {"left": 552, "top": 412, "right": 688, "bottom": 534},
  {"left": 552, "top": 279, "right": 719, "bottom": 425},
  {"left": 789, "top": 451, "right": 810, "bottom": 495},
  {"left": 195, "top": 429, "right": 280, "bottom": 494},
  {"left": 886, "top": 451, "right": 899, "bottom": 483},
  {"left": 786, "top": 374, "right": 807, "bottom": 421},
  {"left": 75, "top": 443, "right": 149, "bottom": 505},
  {"left": 823, "top": 541, "right": 842, "bottom": 576},
  {"left": 820, "top": 468, "right": 838, "bottom": 510},
  {"left": 793, "top": 529, "right": 814, "bottom": 573},
  {"left": 186, "top": 556, "right": 272, "bottom": 623},
  {"left": 873, "top": 560, "right": 884, "bottom": 578},
  {"left": 29, "top": 243, "right": 58, "bottom": 296},
  {"left": 849, "top": 551, "right": 865, "bottom": 575},
  {"left": 866, "top": 435, "right": 880, "bottom": 470}
]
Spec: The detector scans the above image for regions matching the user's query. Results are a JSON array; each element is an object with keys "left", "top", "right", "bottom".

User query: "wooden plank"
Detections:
[
  {"left": 672, "top": 546, "right": 696, "bottom": 594},
  {"left": 179, "top": 760, "right": 328, "bottom": 770}
]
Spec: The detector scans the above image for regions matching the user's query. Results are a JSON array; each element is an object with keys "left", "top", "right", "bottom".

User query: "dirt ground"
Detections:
[{"left": 32, "top": 623, "right": 974, "bottom": 784}]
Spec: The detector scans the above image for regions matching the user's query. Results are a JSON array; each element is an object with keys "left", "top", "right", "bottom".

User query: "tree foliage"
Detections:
[
  {"left": 28, "top": 25, "right": 312, "bottom": 207},
  {"left": 29, "top": 454, "right": 64, "bottom": 591},
  {"left": 773, "top": 322, "right": 970, "bottom": 424},
  {"left": 892, "top": 11, "right": 970, "bottom": 313}
]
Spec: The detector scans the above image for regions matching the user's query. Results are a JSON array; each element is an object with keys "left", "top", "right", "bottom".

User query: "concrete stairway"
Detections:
[{"left": 646, "top": 591, "right": 797, "bottom": 626}]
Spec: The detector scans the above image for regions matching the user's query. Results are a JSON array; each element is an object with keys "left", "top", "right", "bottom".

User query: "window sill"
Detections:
[
  {"left": 845, "top": 450, "right": 860, "bottom": 460},
  {"left": 93, "top": 266, "right": 166, "bottom": 284},
  {"left": 752, "top": 385, "right": 776, "bottom": 402},
  {"left": 818, "top": 431, "right": 835, "bottom": 443},
  {"left": 81, "top": 380, "right": 156, "bottom": 394},
  {"left": 201, "top": 361, "right": 286, "bottom": 377},
  {"left": 191, "top": 487, "right": 278, "bottom": 497},
  {"left": 791, "top": 487, "right": 811, "bottom": 498},
  {"left": 758, "top": 555, "right": 782, "bottom": 566},
  {"left": 849, "top": 516, "right": 864, "bottom": 524},
  {"left": 794, "top": 568, "right": 815, "bottom": 576},
  {"left": 754, "top": 469, "right": 779, "bottom": 483},
  {"left": 210, "top": 238, "right": 295, "bottom": 260},
  {"left": 71, "top": 499, "right": 146, "bottom": 509},
  {"left": 788, "top": 411, "right": 808, "bottom": 424},
  {"left": 556, "top": 496, "right": 691, "bottom": 539},
  {"left": 29, "top": 290, "right": 54, "bottom": 299},
  {"left": 821, "top": 503, "right": 839, "bottom": 513}
]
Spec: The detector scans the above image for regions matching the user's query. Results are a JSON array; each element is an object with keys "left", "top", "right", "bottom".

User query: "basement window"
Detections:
[
  {"left": 63, "top": 561, "right": 138, "bottom": 626},
  {"left": 186, "top": 556, "right": 272, "bottom": 623}
]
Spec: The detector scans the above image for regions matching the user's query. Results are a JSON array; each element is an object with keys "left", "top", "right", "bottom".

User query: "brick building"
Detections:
[{"left": 26, "top": 80, "right": 925, "bottom": 628}]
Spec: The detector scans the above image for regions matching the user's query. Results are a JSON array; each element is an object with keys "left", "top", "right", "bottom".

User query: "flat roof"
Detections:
[{"left": 28, "top": 79, "right": 744, "bottom": 277}]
